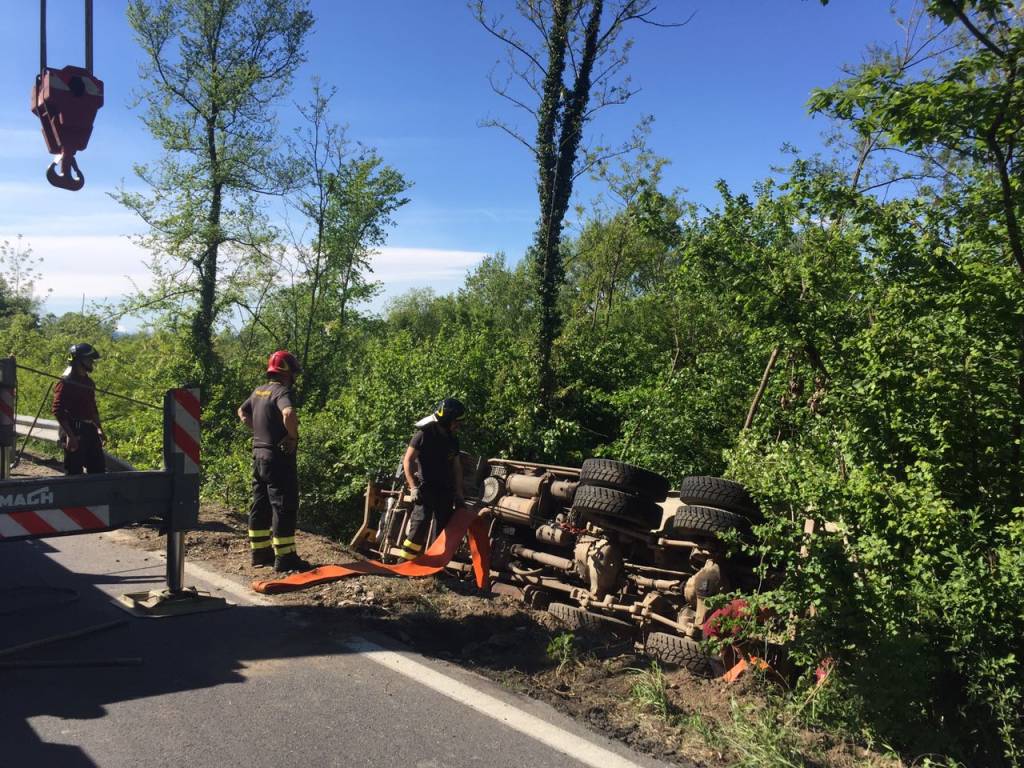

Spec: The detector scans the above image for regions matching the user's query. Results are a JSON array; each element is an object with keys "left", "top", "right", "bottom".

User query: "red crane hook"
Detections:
[{"left": 30, "top": 0, "right": 103, "bottom": 191}]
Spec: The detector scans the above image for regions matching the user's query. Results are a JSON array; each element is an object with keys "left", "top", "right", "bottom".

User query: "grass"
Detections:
[
  {"left": 715, "top": 699, "right": 812, "bottom": 768},
  {"left": 546, "top": 631, "right": 580, "bottom": 676},
  {"left": 629, "top": 661, "right": 673, "bottom": 720}
]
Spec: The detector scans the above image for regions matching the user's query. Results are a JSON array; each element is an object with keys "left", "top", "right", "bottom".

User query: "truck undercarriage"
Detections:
[{"left": 351, "top": 456, "right": 764, "bottom": 675}]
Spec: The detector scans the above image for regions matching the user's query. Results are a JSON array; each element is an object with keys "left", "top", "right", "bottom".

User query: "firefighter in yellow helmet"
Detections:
[{"left": 237, "top": 350, "right": 310, "bottom": 572}]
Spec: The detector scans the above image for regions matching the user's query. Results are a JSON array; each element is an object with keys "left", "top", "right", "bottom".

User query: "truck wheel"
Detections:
[
  {"left": 667, "top": 505, "right": 750, "bottom": 538},
  {"left": 644, "top": 632, "right": 713, "bottom": 677},
  {"left": 572, "top": 484, "right": 662, "bottom": 529},
  {"left": 547, "top": 602, "right": 599, "bottom": 629},
  {"left": 547, "top": 602, "right": 631, "bottom": 630},
  {"left": 579, "top": 458, "right": 670, "bottom": 502},
  {"left": 679, "top": 476, "right": 761, "bottom": 521}
]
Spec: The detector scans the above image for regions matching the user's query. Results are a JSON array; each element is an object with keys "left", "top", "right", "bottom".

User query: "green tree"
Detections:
[
  {"left": 116, "top": 0, "right": 313, "bottom": 388},
  {"left": 269, "top": 103, "right": 410, "bottom": 406},
  {"left": 473, "top": 0, "right": 685, "bottom": 428}
]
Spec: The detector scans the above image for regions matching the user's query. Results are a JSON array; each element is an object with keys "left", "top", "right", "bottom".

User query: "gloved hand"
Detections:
[
  {"left": 409, "top": 486, "right": 421, "bottom": 504},
  {"left": 454, "top": 496, "right": 466, "bottom": 509},
  {"left": 280, "top": 435, "right": 299, "bottom": 454}
]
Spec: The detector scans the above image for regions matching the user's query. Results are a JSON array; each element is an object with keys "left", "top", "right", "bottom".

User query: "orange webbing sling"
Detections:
[{"left": 251, "top": 506, "right": 491, "bottom": 595}]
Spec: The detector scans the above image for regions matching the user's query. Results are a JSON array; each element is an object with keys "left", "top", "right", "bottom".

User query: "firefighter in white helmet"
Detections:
[{"left": 399, "top": 398, "right": 467, "bottom": 560}]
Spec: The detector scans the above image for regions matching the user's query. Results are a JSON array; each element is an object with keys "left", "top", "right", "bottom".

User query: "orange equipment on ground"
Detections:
[{"left": 251, "top": 506, "right": 490, "bottom": 595}]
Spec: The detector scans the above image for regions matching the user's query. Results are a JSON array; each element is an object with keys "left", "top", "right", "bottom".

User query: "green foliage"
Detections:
[
  {"left": 117, "top": 0, "right": 313, "bottom": 382},
  {"left": 545, "top": 631, "right": 579, "bottom": 675},
  {"left": 0, "top": 236, "right": 48, "bottom": 320},
  {"left": 628, "top": 661, "right": 673, "bottom": 720},
  {"left": 716, "top": 699, "right": 814, "bottom": 768}
]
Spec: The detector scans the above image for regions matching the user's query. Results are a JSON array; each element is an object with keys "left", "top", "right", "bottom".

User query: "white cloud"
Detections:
[
  {"left": 370, "top": 246, "right": 487, "bottom": 283},
  {"left": 14, "top": 235, "right": 151, "bottom": 300},
  {"left": 8, "top": 233, "right": 487, "bottom": 304}
]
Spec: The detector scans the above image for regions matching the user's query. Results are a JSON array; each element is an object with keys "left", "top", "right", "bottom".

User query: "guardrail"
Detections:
[
  {"left": 15, "top": 414, "right": 60, "bottom": 443},
  {"left": 14, "top": 413, "right": 134, "bottom": 472}
]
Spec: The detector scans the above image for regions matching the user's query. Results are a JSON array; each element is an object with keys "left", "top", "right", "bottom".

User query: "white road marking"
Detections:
[
  {"left": 183, "top": 559, "right": 274, "bottom": 606},
  {"left": 343, "top": 636, "right": 655, "bottom": 768}
]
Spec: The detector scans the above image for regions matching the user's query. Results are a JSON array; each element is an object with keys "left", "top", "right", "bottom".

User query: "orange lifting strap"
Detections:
[
  {"left": 30, "top": 0, "right": 103, "bottom": 191},
  {"left": 252, "top": 507, "right": 491, "bottom": 595}
]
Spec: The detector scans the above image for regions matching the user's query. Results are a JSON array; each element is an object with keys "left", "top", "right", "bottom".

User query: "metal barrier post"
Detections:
[
  {"left": 0, "top": 357, "right": 16, "bottom": 481},
  {"left": 117, "top": 386, "right": 227, "bottom": 616},
  {"left": 162, "top": 387, "right": 200, "bottom": 595}
]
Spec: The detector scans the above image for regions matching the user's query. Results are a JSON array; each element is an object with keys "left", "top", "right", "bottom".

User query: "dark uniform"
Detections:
[
  {"left": 239, "top": 382, "right": 298, "bottom": 561},
  {"left": 52, "top": 371, "right": 105, "bottom": 475},
  {"left": 404, "top": 421, "right": 460, "bottom": 551}
]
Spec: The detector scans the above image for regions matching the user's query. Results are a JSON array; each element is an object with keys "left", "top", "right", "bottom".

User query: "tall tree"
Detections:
[
  {"left": 473, "top": 0, "right": 686, "bottom": 425},
  {"left": 117, "top": 0, "right": 313, "bottom": 386},
  {"left": 278, "top": 114, "right": 411, "bottom": 404}
]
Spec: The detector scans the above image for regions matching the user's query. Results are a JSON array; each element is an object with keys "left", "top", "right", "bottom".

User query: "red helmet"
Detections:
[{"left": 267, "top": 350, "right": 302, "bottom": 375}]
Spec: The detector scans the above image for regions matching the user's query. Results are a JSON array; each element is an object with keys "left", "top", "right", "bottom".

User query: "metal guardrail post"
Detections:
[
  {"left": 0, "top": 357, "right": 16, "bottom": 481},
  {"left": 162, "top": 387, "right": 200, "bottom": 595}
]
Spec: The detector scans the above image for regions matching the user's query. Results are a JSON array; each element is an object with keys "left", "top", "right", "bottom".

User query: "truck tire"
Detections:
[
  {"left": 579, "top": 458, "right": 670, "bottom": 502},
  {"left": 548, "top": 602, "right": 597, "bottom": 629},
  {"left": 572, "top": 484, "right": 662, "bottom": 529},
  {"left": 644, "top": 632, "right": 713, "bottom": 677},
  {"left": 547, "top": 602, "right": 631, "bottom": 630},
  {"left": 679, "top": 476, "right": 761, "bottom": 521},
  {"left": 667, "top": 505, "right": 749, "bottom": 538}
]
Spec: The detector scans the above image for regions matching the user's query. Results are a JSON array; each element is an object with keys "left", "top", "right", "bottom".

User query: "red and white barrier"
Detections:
[
  {"left": 0, "top": 504, "right": 110, "bottom": 539},
  {"left": 170, "top": 388, "right": 200, "bottom": 474},
  {"left": 0, "top": 387, "right": 13, "bottom": 429}
]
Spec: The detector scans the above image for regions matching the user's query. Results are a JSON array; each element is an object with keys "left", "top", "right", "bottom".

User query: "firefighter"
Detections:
[
  {"left": 399, "top": 397, "right": 466, "bottom": 560},
  {"left": 52, "top": 343, "right": 106, "bottom": 475},
  {"left": 237, "top": 350, "right": 309, "bottom": 572}
]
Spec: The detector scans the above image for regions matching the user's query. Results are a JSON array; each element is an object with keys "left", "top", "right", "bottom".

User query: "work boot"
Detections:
[
  {"left": 251, "top": 548, "right": 274, "bottom": 567},
  {"left": 399, "top": 538, "right": 423, "bottom": 561},
  {"left": 274, "top": 552, "right": 312, "bottom": 572}
]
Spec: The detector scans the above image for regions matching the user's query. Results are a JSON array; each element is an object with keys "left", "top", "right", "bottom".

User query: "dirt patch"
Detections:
[{"left": 14, "top": 450, "right": 899, "bottom": 768}]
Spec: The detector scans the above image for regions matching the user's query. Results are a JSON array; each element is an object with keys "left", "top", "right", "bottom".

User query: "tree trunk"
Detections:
[
  {"left": 191, "top": 116, "right": 223, "bottom": 386},
  {"left": 533, "top": 0, "right": 604, "bottom": 419},
  {"left": 744, "top": 345, "right": 781, "bottom": 430}
]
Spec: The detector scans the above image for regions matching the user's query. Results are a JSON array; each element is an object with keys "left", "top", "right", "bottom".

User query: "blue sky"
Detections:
[{"left": 0, "top": 1, "right": 912, "bottom": 322}]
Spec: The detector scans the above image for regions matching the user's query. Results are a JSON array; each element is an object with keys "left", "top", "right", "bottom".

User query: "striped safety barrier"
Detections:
[
  {"left": 0, "top": 387, "right": 13, "bottom": 430},
  {"left": 0, "top": 504, "right": 110, "bottom": 539},
  {"left": 170, "top": 388, "right": 200, "bottom": 475},
  {"left": 0, "top": 357, "right": 223, "bottom": 614}
]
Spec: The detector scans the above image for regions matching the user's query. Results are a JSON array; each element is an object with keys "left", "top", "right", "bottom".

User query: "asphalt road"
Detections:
[{"left": 0, "top": 530, "right": 676, "bottom": 768}]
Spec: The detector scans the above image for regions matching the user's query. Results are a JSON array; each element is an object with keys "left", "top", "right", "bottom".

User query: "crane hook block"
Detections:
[{"left": 30, "top": 66, "right": 104, "bottom": 192}]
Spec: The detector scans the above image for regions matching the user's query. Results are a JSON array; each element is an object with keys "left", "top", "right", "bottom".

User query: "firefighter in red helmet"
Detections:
[{"left": 237, "top": 350, "right": 310, "bottom": 572}]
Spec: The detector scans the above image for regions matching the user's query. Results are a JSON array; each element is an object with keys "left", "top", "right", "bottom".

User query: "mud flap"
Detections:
[{"left": 251, "top": 506, "right": 491, "bottom": 595}]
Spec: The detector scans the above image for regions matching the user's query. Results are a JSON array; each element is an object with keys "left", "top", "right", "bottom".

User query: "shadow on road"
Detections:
[{"left": 0, "top": 538, "right": 354, "bottom": 768}]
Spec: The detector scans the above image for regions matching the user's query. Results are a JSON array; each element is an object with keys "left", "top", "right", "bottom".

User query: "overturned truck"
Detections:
[{"left": 352, "top": 456, "right": 763, "bottom": 674}]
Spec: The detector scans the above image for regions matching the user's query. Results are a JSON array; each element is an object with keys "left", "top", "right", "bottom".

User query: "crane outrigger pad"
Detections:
[{"left": 116, "top": 587, "right": 232, "bottom": 618}]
